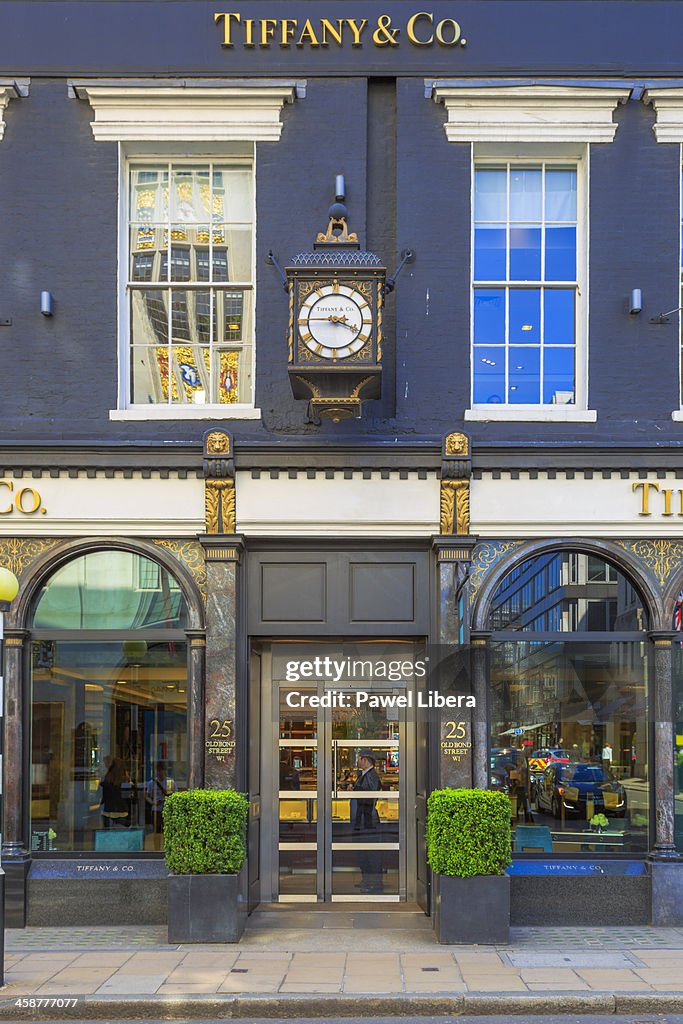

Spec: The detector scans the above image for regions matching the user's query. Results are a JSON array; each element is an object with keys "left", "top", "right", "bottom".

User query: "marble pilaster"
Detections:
[{"left": 199, "top": 538, "right": 243, "bottom": 790}]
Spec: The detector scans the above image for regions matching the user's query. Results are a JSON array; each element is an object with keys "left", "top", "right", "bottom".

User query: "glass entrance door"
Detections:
[{"left": 265, "top": 643, "right": 417, "bottom": 903}]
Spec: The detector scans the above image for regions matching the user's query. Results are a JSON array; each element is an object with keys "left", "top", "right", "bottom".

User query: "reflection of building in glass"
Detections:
[{"left": 489, "top": 552, "right": 649, "bottom": 853}]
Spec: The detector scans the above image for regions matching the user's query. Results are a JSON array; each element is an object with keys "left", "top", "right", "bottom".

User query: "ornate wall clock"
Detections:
[{"left": 285, "top": 190, "right": 386, "bottom": 422}]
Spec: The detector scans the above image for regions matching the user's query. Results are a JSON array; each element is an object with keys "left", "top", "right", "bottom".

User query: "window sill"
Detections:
[
  {"left": 110, "top": 406, "right": 262, "bottom": 421},
  {"left": 671, "top": 410, "right": 683, "bottom": 422},
  {"left": 464, "top": 407, "right": 597, "bottom": 423}
]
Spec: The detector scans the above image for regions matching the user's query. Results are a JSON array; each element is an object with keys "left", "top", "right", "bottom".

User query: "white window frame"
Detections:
[
  {"left": 72, "top": 79, "right": 301, "bottom": 421},
  {"left": 430, "top": 83, "right": 630, "bottom": 422},
  {"left": 675, "top": 154, "right": 683, "bottom": 423},
  {"left": 113, "top": 146, "right": 259, "bottom": 420},
  {"left": 466, "top": 146, "right": 592, "bottom": 422}
]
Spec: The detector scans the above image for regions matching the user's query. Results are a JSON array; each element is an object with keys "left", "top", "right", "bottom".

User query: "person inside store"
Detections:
[
  {"left": 100, "top": 756, "right": 131, "bottom": 829},
  {"left": 145, "top": 761, "right": 172, "bottom": 846},
  {"left": 279, "top": 751, "right": 301, "bottom": 791},
  {"left": 353, "top": 748, "right": 383, "bottom": 894}
]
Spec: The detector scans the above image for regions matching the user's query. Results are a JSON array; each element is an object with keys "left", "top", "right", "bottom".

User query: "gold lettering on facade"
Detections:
[
  {"left": 297, "top": 19, "right": 321, "bottom": 47},
  {"left": 214, "top": 12, "right": 465, "bottom": 50},
  {"left": 406, "top": 11, "right": 433, "bottom": 44},
  {"left": 346, "top": 18, "right": 368, "bottom": 46},
  {"left": 0, "top": 480, "right": 47, "bottom": 516},
  {"left": 320, "top": 18, "right": 344, "bottom": 46},
  {"left": 633, "top": 480, "right": 659, "bottom": 515}
]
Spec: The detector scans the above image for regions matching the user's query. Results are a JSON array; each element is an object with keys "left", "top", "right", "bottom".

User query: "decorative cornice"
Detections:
[
  {"left": 643, "top": 88, "right": 683, "bottom": 142},
  {"left": 0, "top": 79, "right": 29, "bottom": 140},
  {"left": 431, "top": 84, "right": 630, "bottom": 143},
  {"left": 72, "top": 79, "right": 299, "bottom": 142}
]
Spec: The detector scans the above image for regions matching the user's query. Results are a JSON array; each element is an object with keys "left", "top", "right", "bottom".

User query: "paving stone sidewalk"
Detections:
[{"left": 3, "top": 926, "right": 683, "bottom": 999}]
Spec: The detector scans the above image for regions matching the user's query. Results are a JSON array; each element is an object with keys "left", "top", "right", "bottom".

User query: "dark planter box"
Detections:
[
  {"left": 435, "top": 873, "right": 510, "bottom": 944},
  {"left": 167, "top": 870, "right": 247, "bottom": 943}
]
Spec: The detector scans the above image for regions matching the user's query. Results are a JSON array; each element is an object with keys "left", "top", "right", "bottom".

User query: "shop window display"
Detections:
[
  {"left": 30, "top": 551, "right": 189, "bottom": 853},
  {"left": 488, "top": 551, "right": 649, "bottom": 855}
]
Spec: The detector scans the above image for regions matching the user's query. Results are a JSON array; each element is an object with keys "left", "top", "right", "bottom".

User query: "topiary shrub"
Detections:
[
  {"left": 164, "top": 789, "right": 248, "bottom": 875},
  {"left": 427, "top": 788, "right": 511, "bottom": 878}
]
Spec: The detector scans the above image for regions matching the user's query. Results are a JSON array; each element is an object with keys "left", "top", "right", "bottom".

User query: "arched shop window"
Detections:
[
  {"left": 30, "top": 550, "right": 189, "bottom": 854},
  {"left": 673, "top": 589, "right": 683, "bottom": 854},
  {"left": 487, "top": 550, "right": 650, "bottom": 855}
]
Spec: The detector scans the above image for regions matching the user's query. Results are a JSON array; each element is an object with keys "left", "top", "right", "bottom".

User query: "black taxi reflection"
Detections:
[{"left": 536, "top": 762, "right": 627, "bottom": 819}]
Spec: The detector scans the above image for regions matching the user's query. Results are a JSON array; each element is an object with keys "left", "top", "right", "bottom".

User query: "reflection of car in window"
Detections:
[{"left": 536, "top": 762, "right": 627, "bottom": 819}]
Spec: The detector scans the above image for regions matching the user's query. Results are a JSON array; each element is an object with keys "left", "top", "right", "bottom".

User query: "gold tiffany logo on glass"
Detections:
[{"left": 298, "top": 283, "right": 373, "bottom": 359}]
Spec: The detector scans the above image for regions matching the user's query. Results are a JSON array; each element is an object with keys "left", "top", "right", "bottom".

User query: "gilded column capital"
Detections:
[
  {"left": 440, "top": 431, "right": 472, "bottom": 536},
  {"left": 203, "top": 429, "right": 236, "bottom": 534}
]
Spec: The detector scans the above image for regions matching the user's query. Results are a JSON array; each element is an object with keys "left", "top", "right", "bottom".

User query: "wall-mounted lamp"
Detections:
[
  {"left": 629, "top": 289, "right": 642, "bottom": 316},
  {"left": 40, "top": 291, "right": 53, "bottom": 317}
]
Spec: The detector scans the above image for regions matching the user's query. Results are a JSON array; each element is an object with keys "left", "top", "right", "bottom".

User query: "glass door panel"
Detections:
[
  {"left": 278, "top": 685, "right": 318, "bottom": 900},
  {"left": 329, "top": 691, "right": 403, "bottom": 900}
]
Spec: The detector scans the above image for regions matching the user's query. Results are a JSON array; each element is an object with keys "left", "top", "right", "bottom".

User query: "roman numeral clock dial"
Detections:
[
  {"left": 298, "top": 284, "right": 372, "bottom": 359},
  {"left": 283, "top": 184, "right": 387, "bottom": 421}
]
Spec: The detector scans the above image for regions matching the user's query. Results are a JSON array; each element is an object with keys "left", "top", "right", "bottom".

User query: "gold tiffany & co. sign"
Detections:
[{"left": 214, "top": 11, "right": 467, "bottom": 49}]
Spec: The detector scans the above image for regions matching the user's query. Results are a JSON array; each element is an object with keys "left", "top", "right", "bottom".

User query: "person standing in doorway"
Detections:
[{"left": 353, "top": 748, "right": 383, "bottom": 895}]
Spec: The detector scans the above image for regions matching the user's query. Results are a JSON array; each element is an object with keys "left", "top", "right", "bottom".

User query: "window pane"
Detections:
[
  {"left": 674, "top": 641, "right": 683, "bottom": 853},
  {"left": 31, "top": 641, "right": 188, "bottom": 853},
  {"left": 131, "top": 346, "right": 168, "bottom": 404},
  {"left": 473, "top": 346, "right": 506, "bottom": 404},
  {"left": 129, "top": 168, "right": 168, "bottom": 222},
  {"left": 509, "top": 346, "right": 540, "bottom": 403},
  {"left": 171, "top": 166, "right": 211, "bottom": 223},
  {"left": 490, "top": 639, "right": 648, "bottom": 855},
  {"left": 510, "top": 227, "right": 541, "bottom": 280},
  {"left": 545, "top": 169, "right": 577, "bottom": 222},
  {"left": 544, "top": 290, "right": 575, "bottom": 344},
  {"left": 474, "top": 227, "right": 506, "bottom": 280},
  {"left": 509, "top": 289, "right": 540, "bottom": 343},
  {"left": 215, "top": 350, "right": 241, "bottom": 404},
  {"left": 215, "top": 166, "right": 254, "bottom": 223},
  {"left": 130, "top": 290, "right": 168, "bottom": 347},
  {"left": 489, "top": 552, "right": 647, "bottom": 631},
  {"left": 474, "top": 289, "right": 505, "bottom": 344},
  {"left": 170, "top": 345, "right": 210, "bottom": 404},
  {"left": 545, "top": 226, "right": 576, "bottom": 281},
  {"left": 220, "top": 225, "right": 253, "bottom": 282},
  {"left": 475, "top": 168, "right": 507, "bottom": 222},
  {"left": 510, "top": 168, "right": 542, "bottom": 222},
  {"left": 543, "top": 347, "right": 575, "bottom": 404},
  {"left": 33, "top": 552, "right": 187, "bottom": 630}
]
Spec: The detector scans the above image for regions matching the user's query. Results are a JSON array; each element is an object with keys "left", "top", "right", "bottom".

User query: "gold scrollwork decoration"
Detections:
[
  {"left": 615, "top": 538, "right": 683, "bottom": 588},
  {"left": 205, "top": 479, "right": 236, "bottom": 535},
  {"left": 288, "top": 285, "right": 294, "bottom": 363},
  {"left": 0, "top": 537, "right": 61, "bottom": 582},
  {"left": 468, "top": 541, "right": 525, "bottom": 597},
  {"left": 205, "top": 431, "right": 231, "bottom": 456},
  {"left": 153, "top": 539, "right": 207, "bottom": 605},
  {"left": 440, "top": 480, "right": 470, "bottom": 536},
  {"left": 376, "top": 280, "right": 383, "bottom": 363},
  {"left": 445, "top": 432, "right": 469, "bottom": 457}
]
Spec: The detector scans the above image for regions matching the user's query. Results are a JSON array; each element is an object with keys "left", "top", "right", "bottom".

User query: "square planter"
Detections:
[
  {"left": 167, "top": 870, "right": 247, "bottom": 943},
  {"left": 435, "top": 872, "right": 510, "bottom": 944}
]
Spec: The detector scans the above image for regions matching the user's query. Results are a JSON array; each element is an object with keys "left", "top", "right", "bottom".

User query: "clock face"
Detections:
[{"left": 298, "top": 283, "right": 373, "bottom": 359}]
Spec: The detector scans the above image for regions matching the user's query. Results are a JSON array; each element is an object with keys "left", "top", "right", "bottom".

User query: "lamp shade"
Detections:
[{"left": 0, "top": 566, "right": 19, "bottom": 603}]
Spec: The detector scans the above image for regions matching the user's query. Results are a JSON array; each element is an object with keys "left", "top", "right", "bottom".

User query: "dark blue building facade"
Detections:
[{"left": 1, "top": 1, "right": 683, "bottom": 927}]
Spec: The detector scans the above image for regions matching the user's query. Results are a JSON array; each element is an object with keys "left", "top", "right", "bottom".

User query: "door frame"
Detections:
[{"left": 254, "top": 639, "right": 421, "bottom": 905}]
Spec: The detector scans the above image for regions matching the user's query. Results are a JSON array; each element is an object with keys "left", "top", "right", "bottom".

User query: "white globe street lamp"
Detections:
[{"left": 0, "top": 565, "right": 19, "bottom": 988}]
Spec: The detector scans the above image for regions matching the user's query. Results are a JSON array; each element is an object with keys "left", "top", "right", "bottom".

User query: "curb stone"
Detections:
[
  {"left": 1, "top": 990, "right": 682, "bottom": 1018},
  {"left": 614, "top": 992, "right": 683, "bottom": 1013}
]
